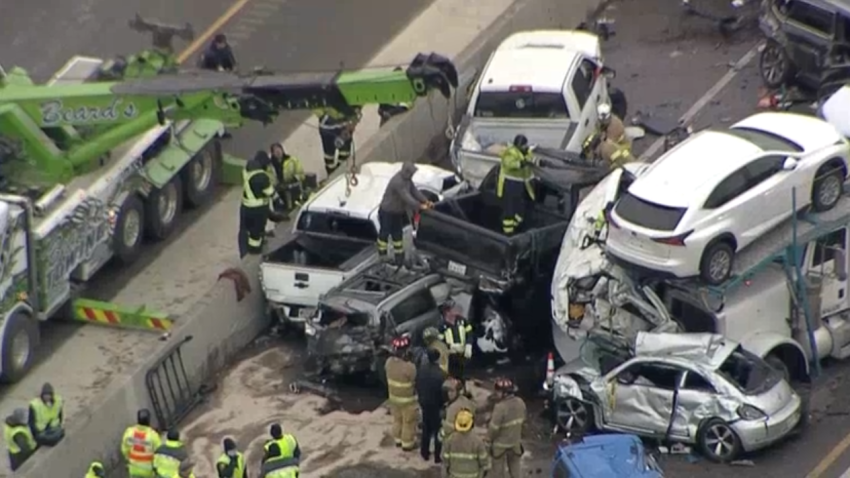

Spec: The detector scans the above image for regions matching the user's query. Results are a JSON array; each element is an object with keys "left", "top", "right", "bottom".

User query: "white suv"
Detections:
[{"left": 605, "top": 112, "right": 850, "bottom": 285}]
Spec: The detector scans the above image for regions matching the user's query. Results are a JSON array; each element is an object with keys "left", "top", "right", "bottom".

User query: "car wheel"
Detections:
[
  {"left": 555, "top": 397, "right": 594, "bottom": 434},
  {"left": 697, "top": 418, "right": 742, "bottom": 463},
  {"left": 699, "top": 240, "right": 735, "bottom": 286},
  {"left": 759, "top": 41, "right": 794, "bottom": 89},
  {"left": 812, "top": 167, "right": 844, "bottom": 212}
]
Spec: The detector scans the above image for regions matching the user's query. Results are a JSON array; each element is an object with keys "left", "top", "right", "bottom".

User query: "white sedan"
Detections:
[{"left": 605, "top": 112, "right": 850, "bottom": 285}]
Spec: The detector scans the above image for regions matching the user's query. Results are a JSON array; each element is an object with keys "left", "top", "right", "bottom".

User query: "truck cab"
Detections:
[{"left": 450, "top": 30, "right": 616, "bottom": 187}]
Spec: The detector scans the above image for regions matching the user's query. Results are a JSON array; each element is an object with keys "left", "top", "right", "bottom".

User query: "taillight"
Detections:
[{"left": 651, "top": 230, "right": 693, "bottom": 246}]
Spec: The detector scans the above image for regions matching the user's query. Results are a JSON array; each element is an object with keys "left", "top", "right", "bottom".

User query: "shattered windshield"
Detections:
[
  {"left": 317, "top": 304, "right": 371, "bottom": 327},
  {"left": 718, "top": 347, "right": 778, "bottom": 395}
]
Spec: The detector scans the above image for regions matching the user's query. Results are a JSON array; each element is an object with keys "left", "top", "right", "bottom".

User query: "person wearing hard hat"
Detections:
[
  {"left": 488, "top": 378, "right": 527, "bottom": 478},
  {"left": 441, "top": 378, "right": 476, "bottom": 442},
  {"left": 594, "top": 103, "right": 633, "bottom": 168},
  {"left": 385, "top": 335, "right": 418, "bottom": 451},
  {"left": 441, "top": 409, "right": 490, "bottom": 478}
]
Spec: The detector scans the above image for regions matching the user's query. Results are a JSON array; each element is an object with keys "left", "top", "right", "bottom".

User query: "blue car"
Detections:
[{"left": 552, "top": 434, "right": 664, "bottom": 478}]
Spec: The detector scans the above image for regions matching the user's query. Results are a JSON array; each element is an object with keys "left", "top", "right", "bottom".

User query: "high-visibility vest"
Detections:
[
  {"left": 497, "top": 146, "right": 535, "bottom": 200},
  {"left": 242, "top": 169, "right": 274, "bottom": 208},
  {"left": 3, "top": 424, "right": 35, "bottom": 454},
  {"left": 261, "top": 456, "right": 300, "bottom": 478},
  {"left": 385, "top": 357, "right": 416, "bottom": 405},
  {"left": 216, "top": 452, "right": 246, "bottom": 478},
  {"left": 442, "top": 321, "right": 473, "bottom": 347},
  {"left": 264, "top": 435, "right": 298, "bottom": 459},
  {"left": 85, "top": 461, "right": 105, "bottom": 478},
  {"left": 153, "top": 440, "right": 186, "bottom": 477},
  {"left": 30, "top": 396, "right": 63, "bottom": 432},
  {"left": 122, "top": 425, "right": 160, "bottom": 473}
]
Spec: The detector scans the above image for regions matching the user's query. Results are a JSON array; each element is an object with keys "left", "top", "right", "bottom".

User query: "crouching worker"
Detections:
[
  {"left": 5, "top": 408, "right": 36, "bottom": 471},
  {"left": 261, "top": 443, "right": 300, "bottom": 478},
  {"left": 29, "top": 382, "right": 64, "bottom": 446}
]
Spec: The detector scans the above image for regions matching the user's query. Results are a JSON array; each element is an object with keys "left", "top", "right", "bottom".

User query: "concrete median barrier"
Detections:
[{"left": 18, "top": 0, "right": 600, "bottom": 475}]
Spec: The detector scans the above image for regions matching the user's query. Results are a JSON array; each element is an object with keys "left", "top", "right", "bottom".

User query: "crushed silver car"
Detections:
[{"left": 546, "top": 332, "right": 803, "bottom": 463}]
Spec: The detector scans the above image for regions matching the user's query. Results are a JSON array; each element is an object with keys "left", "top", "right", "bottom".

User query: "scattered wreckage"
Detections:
[{"left": 545, "top": 332, "right": 803, "bottom": 463}]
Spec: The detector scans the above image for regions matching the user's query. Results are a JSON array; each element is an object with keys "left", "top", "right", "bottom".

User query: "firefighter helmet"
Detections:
[
  {"left": 454, "top": 409, "right": 474, "bottom": 432},
  {"left": 494, "top": 377, "right": 516, "bottom": 393},
  {"left": 391, "top": 335, "right": 411, "bottom": 352}
]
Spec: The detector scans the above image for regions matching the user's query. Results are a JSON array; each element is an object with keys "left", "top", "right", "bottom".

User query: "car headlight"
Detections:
[
  {"left": 738, "top": 404, "right": 767, "bottom": 421},
  {"left": 554, "top": 375, "right": 582, "bottom": 401}
]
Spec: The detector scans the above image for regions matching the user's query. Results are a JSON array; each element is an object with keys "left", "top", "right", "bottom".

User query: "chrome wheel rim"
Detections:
[
  {"left": 10, "top": 329, "right": 30, "bottom": 370},
  {"left": 191, "top": 152, "right": 213, "bottom": 192},
  {"left": 157, "top": 183, "right": 178, "bottom": 225},
  {"left": 123, "top": 209, "right": 141, "bottom": 246},
  {"left": 558, "top": 399, "right": 589, "bottom": 431},
  {"left": 762, "top": 46, "right": 785, "bottom": 84},
  {"left": 709, "top": 249, "right": 731, "bottom": 283},
  {"left": 705, "top": 423, "right": 736, "bottom": 459},
  {"left": 818, "top": 174, "right": 842, "bottom": 208}
]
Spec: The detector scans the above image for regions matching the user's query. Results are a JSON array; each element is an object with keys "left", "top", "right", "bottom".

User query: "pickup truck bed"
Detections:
[
  {"left": 260, "top": 234, "right": 377, "bottom": 319},
  {"left": 415, "top": 191, "right": 568, "bottom": 289}
]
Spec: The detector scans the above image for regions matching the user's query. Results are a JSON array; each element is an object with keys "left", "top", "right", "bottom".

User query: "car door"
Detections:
[
  {"left": 569, "top": 58, "right": 601, "bottom": 146},
  {"left": 701, "top": 165, "right": 770, "bottom": 245},
  {"left": 782, "top": 0, "right": 836, "bottom": 76},
  {"left": 387, "top": 286, "right": 439, "bottom": 345},
  {"left": 740, "top": 155, "right": 796, "bottom": 236},
  {"left": 603, "top": 361, "right": 681, "bottom": 436},
  {"left": 670, "top": 369, "right": 720, "bottom": 439}
]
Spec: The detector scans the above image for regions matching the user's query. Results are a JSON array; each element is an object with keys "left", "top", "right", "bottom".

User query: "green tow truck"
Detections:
[{"left": 0, "top": 17, "right": 458, "bottom": 383}]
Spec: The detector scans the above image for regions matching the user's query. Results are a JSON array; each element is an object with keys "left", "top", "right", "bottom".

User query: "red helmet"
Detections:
[
  {"left": 494, "top": 377, "right": 515, "bottom": 392},
  {"left": 391, "top": 336, "right": 411, "bottom": 352}
]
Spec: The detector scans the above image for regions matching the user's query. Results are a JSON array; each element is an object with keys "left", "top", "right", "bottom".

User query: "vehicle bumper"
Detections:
[
  {"left": 735, "top": 394, "right": 803, "bottom": 452},
  {"left": 268, "top": 302, "right": 318, "bottom": 329},
  {"left": 605, "top": 237, "right": 698, "bottom": 279},
  {"left": 425, "top": 254, "right": 515, "bottom": 293}
]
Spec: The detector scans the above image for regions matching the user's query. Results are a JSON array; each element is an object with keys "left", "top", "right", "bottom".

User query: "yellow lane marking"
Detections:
[
  {"left": 807, "top": 431, "right": 850, "bottom": 478},
  {"left": 176, "top": 0, "right": 252, "bottom": 64}
]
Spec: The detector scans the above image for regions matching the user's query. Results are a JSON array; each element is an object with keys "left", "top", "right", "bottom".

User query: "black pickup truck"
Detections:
[{"left": 415, "top": 164, "right": 606, "bottom": 292}]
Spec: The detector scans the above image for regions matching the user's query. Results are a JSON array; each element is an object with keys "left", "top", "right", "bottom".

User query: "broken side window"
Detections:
[
  {"left": 682, "top": 370, "right": 716, "bottom": 393},
  {"left": 786, "top": 0, "right": 835, "bottom": 36},
  {"left": 718, "top": 348, "right": 778, "bottom": 394}
]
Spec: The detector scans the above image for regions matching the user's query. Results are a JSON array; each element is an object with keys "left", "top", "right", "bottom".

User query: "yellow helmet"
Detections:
[{"left": 454, "top": 409, "right": 474, "bottom": 432}]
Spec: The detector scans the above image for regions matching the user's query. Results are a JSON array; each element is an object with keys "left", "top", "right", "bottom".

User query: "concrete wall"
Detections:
[{"left": 19, "top": 0, "right": 600, "bottom": 475}]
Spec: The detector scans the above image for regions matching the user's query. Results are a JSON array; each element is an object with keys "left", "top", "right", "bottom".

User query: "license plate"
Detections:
[
  {"left": 448, "top": 260, "right": 467, "bottom": 276},
  {"left": 298, "top": 308, "right": 316, "bottom": 319}
]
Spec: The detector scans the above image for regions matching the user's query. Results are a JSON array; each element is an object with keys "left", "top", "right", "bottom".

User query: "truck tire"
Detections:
[
  {"left": 0, "top": 312, "right": 40, "bottom": 384},
  {"left": 145, "top": 176, "right": 184, "bottom": 241},
  {"left": 114, "top": 195, "right": 145, "bottom": 265},
  {"left": 183, "top": 141, "right": 221, "bottom": 209}
]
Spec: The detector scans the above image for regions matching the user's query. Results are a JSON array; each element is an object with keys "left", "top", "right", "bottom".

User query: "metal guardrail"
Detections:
[{"left": 145, "top": 335, "right": 200, "bottom": 430}]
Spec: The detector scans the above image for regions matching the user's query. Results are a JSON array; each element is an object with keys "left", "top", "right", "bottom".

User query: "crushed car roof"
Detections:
[{"left": 634, "top": 332, "right": 737, "bottom": 371}]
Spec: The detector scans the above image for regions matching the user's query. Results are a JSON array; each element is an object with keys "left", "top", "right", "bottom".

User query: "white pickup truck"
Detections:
[
  {"left": 450, "top": 29, "right": 623, "bottom": 187},
  {"left": 259, "top": 162, "right": 468, "bottom": 331}
]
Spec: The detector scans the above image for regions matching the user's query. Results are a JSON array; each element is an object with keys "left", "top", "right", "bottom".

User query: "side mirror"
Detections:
[
  {"left": 782, "top": 157, "right": 798, "bottom": 171},
  {"left": 836, "top": 249, "right": 848, "bottom": 281},
  {"left": 600, "top": 66, "right": 616, "bottom": 79}
]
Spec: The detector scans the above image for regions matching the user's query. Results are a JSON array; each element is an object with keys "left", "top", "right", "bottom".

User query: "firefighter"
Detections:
[
  {"left": 269, "top": 143, "right": 306, "bottom": 214},
  {"left": 261, "top": 443, "right": 300, "bottom": 478},
  {"left": 377, "top": 162, "right": 432, "bottom": 264},
  {"left": 4, "top": 408, "right": 36, "bottom": 472},
  {"left": 597, "top": 139, "right": 636, "bottom": 169},
  {"left": 441, "top": 409, "right": 490, "bottom": 478},
  {"left": 28, "top": 382, "right": 64, "bottom": 446},
  {"left": 122, "top": 409, "right": 162, "bottom": 478},
  {"left": 199, "top": 34, "right": 237, "bottom": 72},
  {"left": 423, "top": 326, "right": 449, "bottom": 375},
  {"left": 439, "top": 299, "right": 473, "bottom": 386},
  {"left": 239, "top": 151, "right": 277, "bottom": 258},
  {"left": 497, "top": 135, "right": 536, "bottom": 236},
  {"left": 315, "top": 107, "right": 359, "bottom": 177},
  {"left": 216, "top": 437, "right": 247, "bottom": 478},
  {"left": 441, "top": 378, "right": 475, "bottom": 442},
  {"left": 385, "top": 335, "right": 418, "bottom": 451},
  {"left": 153, "top": 429, "right": 188, "bottom": 478},
  {"left": 263, "top": 423, "right": 300, "bottom": 462},
  {"left": 596, "top": 103, "right": 629, "bottom": 149},
  {"left": 85, "top": 461, "right": 106, "bottom": 478},
  {"left": 416, "top": 348, "right": 447, "bottom": 463},
  {"left": 488, "top": 378, "right": 527, "bottom": 478}
]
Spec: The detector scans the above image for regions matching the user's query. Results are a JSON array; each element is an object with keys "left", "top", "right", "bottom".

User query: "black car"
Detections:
[{"left": 758, "top": 0, "right": 850, "bottom": 88}]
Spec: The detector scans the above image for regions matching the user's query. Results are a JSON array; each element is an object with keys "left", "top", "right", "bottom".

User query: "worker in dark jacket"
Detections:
[
  {"left": 4, "top": 408, "right": 36, "bottom": 471},
  {"left": 199, "top": 34, "right": 237, "bottom": 72},
  {"left": 239, "top": 151, "right": 277, "bottom": 258},
  {"left": 417, "top": 348, "right": 447, "bottom": 463},
  {"left": 314, "top": 107, "right": 360, "bottom": 177},
  {"left": 377, "top": 162, "right": 432, "bottom": 264}
]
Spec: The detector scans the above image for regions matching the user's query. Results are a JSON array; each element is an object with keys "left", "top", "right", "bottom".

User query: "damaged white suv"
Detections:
[{"left": 548, "top": 332, "right": 803, "bottom": 463}]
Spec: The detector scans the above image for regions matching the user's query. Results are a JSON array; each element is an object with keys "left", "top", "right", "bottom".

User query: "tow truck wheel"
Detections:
[
  {"left": 145, "top": 177, "right": 184, "bottom": 241},
  {"left": 0, "top": 312, "right": 40, "bottom": 384},
  {"left": 114, "top": 195, "right": 145, "bottom": 265},
  {"left": 183, "top": 141, "right": 221, "bottom": 208}
]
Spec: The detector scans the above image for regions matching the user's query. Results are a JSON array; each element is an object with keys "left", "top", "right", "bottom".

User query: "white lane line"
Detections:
[{"left": 639, "top": 43, "right": 762, "bottom": 161}]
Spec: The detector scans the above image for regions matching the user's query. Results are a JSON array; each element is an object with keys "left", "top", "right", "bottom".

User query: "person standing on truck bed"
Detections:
[
  {"left": 4, "top": 408, "right": 36, "bottom": 472},
  {"left": 240, "top": 151, "right": 278, "bottom": 258},
  {"left": 488, "top": 378, "right": 527, "bottom": 478},
  {"left": 216, "top": 437, "right": 247, "bottom": 478},
  {"left": 498, "top": 135, "right": 536, "bottom": 236},
  {"left": 28, "top": 382, "right": 65, "bottom": 446},
  {"left": 386, "top": 335, "right": 419, "bottom": 451},
  {"left": 377, "top": 161, "right": 433, "bottom": 265},
  {"left": 439, "top": 299, "right": 473, "bottom": 389},
  {"left": 314, "top": 106, "right": 360, "bottom": 177},
  {"left": 269, "top": 143, "right": 306, "bottom": 215},
  {"left": 122, "top": 409, "right": 162, "bottom": 478}
]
